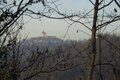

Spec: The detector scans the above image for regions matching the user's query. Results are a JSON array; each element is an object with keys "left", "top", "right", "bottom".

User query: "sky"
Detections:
[{"left": 21, "top": 0, "right": 120, "bottom": 40}]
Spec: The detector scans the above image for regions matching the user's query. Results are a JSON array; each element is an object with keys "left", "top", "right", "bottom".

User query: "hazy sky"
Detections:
[{"left": 21, "top": 0, "right": 120, "bottom": 40}]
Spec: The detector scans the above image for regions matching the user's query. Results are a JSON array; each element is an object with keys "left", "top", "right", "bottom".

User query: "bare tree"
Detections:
[
  {"left": 1, "top": 0, "right": 120, "bottom": 80},
  {"left": 0, "top": 0, "right": 76, "bottom": 80},
  {"left": 62, "top": 0, "right": 120, "bottom": 80}
]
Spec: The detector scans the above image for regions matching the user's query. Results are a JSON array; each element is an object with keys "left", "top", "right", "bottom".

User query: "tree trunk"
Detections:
[{"left": 87, "top": 0, "right": 99, "bottom": 80}]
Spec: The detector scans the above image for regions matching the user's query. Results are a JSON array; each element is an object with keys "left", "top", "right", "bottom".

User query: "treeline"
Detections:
[{"left": 1, "top": 33, "right": 120, "bottom": 80}]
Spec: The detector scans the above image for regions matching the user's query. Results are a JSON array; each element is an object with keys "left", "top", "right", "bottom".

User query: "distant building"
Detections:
[{"left": 42, "top": 30, "right": 47, "bottom": 38}]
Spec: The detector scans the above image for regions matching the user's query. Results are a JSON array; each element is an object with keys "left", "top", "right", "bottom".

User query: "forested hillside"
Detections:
[{"left": 5, "top": 34, "right": 120, "bottom": 80}]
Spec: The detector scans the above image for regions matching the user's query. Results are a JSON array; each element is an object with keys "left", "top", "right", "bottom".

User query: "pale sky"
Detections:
[{"left": 21, "top": 0, "right": 120, "bottom": 40}]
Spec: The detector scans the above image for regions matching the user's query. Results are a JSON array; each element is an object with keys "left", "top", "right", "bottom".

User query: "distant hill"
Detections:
[
  {"left": 18, "top": 36, "right": 63, "bottom": 54},
  {"left": 33, "top": 36, "right": 63, "bottom": 44},
  {"left": 23, "top": 36, "right": 62, "bottom": 44}
]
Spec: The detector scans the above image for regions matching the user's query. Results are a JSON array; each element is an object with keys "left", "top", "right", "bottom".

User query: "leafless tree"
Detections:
[
  {"left": 0, "top": 0, "right": 76, "bottom": 80},
  {"left": 1, "top": 0, "right": 120, "bottom": 80},
  {"left": 61, "top": 0, "right": 120, "bottom": 80}
]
